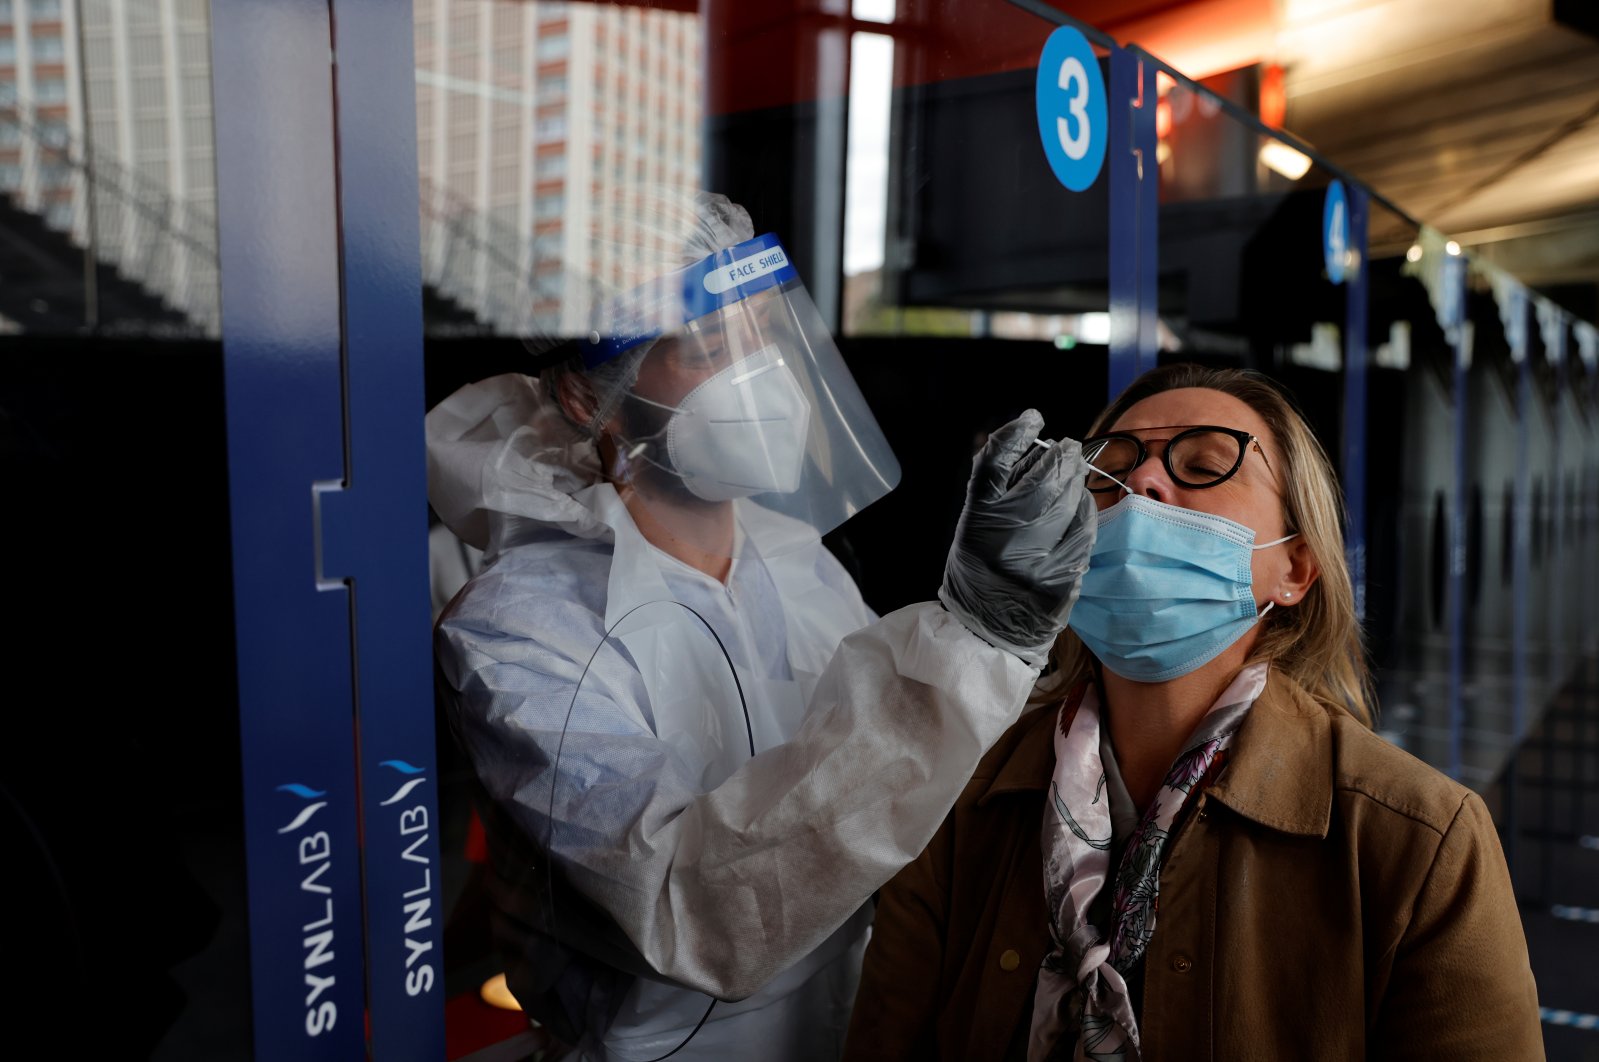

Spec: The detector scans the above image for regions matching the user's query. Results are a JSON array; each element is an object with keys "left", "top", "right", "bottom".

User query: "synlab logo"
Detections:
[
  {"left": 379, "top": 759, "right": 439, "bottom": 998},
  {"left": 378, "top": 759, "right": 427, "bottom": 805},
  {"left": 277, "top": 782, "right": 327, "bottom": 832},
  {"left": 277, "top": 780, "right": 340, "bottom": 1037}
]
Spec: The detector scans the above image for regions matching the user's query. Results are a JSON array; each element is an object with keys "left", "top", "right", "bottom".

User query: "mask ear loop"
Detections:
[
  {"left": 608, "top": 390, "right": 689, "bottom": 480},
  {"left": 1252, "top": 531, "right": 1300, "bottom": 618},
  {"left": 1251, "top": 532, "right": 1300, "bottom": 618}
]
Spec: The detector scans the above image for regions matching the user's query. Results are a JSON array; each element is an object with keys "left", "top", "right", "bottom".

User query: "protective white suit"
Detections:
[{"left": 429, "top": 373, "right": 1041, "bottom": 1061}]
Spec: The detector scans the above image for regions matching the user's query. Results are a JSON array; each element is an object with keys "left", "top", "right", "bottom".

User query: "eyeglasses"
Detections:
[{"left": 1082, "top": 425, "right": 1274, "bottom": 492}]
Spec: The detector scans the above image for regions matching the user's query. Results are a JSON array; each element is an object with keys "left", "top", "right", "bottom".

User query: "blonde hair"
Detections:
[{"left": 1041, "top": 364, "right": 1375, "bottom": 726}]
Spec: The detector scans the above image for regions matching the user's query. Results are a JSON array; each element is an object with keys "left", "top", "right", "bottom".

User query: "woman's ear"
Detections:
[{"left": 1272, "top": 538, "right": 1320, "bottom": 606}]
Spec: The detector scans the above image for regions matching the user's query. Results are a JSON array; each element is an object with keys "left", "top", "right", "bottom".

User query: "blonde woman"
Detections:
[{"left": 844, "top": 364, "right": 1541, "bottom": 1061}]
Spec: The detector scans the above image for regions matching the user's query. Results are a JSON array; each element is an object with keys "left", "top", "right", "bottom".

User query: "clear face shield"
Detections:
[{"left": 586, "top": 233, "right": 900, "bottom": 560}]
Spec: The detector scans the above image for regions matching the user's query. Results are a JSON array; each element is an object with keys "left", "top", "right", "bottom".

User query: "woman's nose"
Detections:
[{"left": 1122, "top": 452, "right": 1171, "bottom": 501}]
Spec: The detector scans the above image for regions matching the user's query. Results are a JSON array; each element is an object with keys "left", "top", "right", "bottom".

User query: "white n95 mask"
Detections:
[{"left": 648, "top": 345, "right": 813, "bottom": 502}]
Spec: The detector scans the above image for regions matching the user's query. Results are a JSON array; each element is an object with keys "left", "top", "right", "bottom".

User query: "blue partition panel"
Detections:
[
  {"left": 322, "top": 0, "right": 446, "bottom": 1057},
  {"left": 212, "top": 1, "right": 368, "bottom": 1057},
  {"left": 1444, "top": 252, "right": 1468, "bottom": 780},
  {"left": 1107, "top": 47, "right": 1156, "bottom": 399},
  {"left": 1539, "top": 307, "right": 1569, "bottom": 693},
  {"left": 1342, "top": 186, "right": 1370, "bottom": 621}
]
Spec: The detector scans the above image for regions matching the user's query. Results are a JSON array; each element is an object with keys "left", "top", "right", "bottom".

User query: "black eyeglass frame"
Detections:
[{"left": 1081, "top": 424, "right": 1272, "bottom": 492}]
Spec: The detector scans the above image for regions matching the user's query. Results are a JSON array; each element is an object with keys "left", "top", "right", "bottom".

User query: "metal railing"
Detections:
[
  {"left": 0, "top": 98, "right": 220, "bottom": 337},
  {"left": 1, "top": 103, "right": 578, "bottom": 341},
  {"left": 419, "top": 176, "right": 565, "bottom": 339}
]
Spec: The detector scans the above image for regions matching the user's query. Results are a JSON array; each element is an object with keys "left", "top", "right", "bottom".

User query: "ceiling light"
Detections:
[
  {"left": 1445, "top": 240, "right": 1461, "bottom": 256},
  {"left": 1258, "top": 141, "right": 1311, "bottom": 181},
  {"left": 1405, "top": 245, "right": 1422, "bottom": 263}
]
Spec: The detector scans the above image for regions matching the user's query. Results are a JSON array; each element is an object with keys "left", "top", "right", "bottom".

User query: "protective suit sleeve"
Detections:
[
  {"left": 938, "top": 410, "right": 1097, "bottom": 666},
  {"left": 440, "top": 593, "right": 1038, "bottom": 1002}
]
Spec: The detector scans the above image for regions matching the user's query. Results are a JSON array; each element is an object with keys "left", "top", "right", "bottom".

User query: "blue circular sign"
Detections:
[
  {"left": 1036, "top": 27, "right": 1107, "bottom": 193},
  {"left": 1323, "top": 180, "right": 1349, "bottom": 284}
]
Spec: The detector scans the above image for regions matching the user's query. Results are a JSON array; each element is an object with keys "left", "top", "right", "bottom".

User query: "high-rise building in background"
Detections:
[
  {"left": 416, "top": 0, "right": 703, "bottom": 338},
  {"left": 0, "top": 0, "right": 218, "bottom": 335},
  {"left": 0, "top": 0, "right": 702, "bottom": 339},
  {"left": 0, "top": 0, "right": 74, "bottom": 229}
]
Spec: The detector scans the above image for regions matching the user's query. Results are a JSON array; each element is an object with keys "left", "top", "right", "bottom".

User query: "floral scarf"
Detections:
[{"left": 1027, "top": 663, "right": 1269, "bottom": 1062}]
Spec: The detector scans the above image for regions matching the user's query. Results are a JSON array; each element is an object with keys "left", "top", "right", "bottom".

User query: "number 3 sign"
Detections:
[{"left": 1036, "top": 26, "right": 1107, "bottom": 192}]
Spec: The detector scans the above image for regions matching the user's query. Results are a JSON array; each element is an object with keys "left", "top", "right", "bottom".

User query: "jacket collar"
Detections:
[
  {"left": 1204, "top": 668, "right": 1335, "bottom": 838},
  {"left": 976, "top": 670, "right": 1337, "bottom": 839},
  {"left": 977, "top": 693, "right": 1069, "bottom": 805}
]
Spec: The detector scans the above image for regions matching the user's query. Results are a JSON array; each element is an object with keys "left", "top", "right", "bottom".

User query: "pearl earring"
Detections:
[{"left": 1283, "top": 591, "right": 1293, "bottom": 599}]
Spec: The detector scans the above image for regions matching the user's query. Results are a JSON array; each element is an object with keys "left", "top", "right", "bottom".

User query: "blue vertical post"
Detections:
[
  {"left": 1445, "top": 252, "right": 1468, "bottom": 781},
  {"left": 319, "top": 0, "right": 446, "bottom": 1057},
  {"left": 1534, "top": 298, "right": 1563, "bottom": 901},
  {"left": 1341, "top": 186, "right": 1369, "bottom": 623},
  {"left": 1107, "top": 47, "right": 1156, "bottom": 400},
  {"left": 1133, "top": 59, "right": 1158, "bottom": 375},
  {"left": 211, "top": 1, "right": 367, "bottom": 1058},
  {"left": 1591, "top": 341, "right": 1599, "bottom": 651},
  {"left": 1546, "top": 315, "right": 1566, "bottom": 692},
  {"left": 1510, "top": 289, "right": 1531, "bottom": 745},
  {"left": 1591, "top": 350, "right": 1598, "bottom": 649},
  {"left": 1508, "top": 285, "right": 1530, "bottom": 892}
]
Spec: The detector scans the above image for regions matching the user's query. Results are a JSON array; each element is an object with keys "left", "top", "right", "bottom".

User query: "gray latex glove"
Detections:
[{"left": 937, "top": 409, "right": 1097, "bottom": 666}]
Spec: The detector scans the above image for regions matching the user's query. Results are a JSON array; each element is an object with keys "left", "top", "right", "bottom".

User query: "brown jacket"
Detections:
[{"left": 844, "top": 670, "right": 1543, "bottom": 1061}]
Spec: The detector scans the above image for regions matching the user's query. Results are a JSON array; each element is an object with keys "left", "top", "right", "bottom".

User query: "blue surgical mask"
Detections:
[{"left": 1067, "top": 493, "right": 1297, "bottom": 683}]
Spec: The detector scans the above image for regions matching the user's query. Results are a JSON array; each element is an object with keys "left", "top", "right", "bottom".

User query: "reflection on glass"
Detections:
[
  {"left": 852, "top": 0, "right": 894, "bottom": 23},
  {"left": 1152, "top": 63, "right": 1353, "bottom": 365},
  {"left": 0, "top": 0, "right": 219, "bottom": 336},
  {"left": 1156, "top": 71, "right": 1311, "bottom": 206},
  {"left": 842, "top": 6, "right": 1109, "bottom": 343},
  {"left": 416, "top": 3, "right": 711, "bottom": 1055},
  {"left": 843, "top": 30, "right": 890, "bottom": 281},
  {"left": 1258, "top": 139, "right": 1311, "bottom": 181},
  {"left": 841, "top": 29, "right": 892, "bottom": 335},
  {"left": 415, "top": 0, "right": 704, "bottom": 340}
]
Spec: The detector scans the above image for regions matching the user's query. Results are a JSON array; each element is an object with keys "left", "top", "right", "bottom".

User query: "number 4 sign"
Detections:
[
  {"left": 1036, "top": 26, "right": 1107, "bottom": 192},
  {"left": 1324, "top": 179, "right": 1350, "bottom": 284}
]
